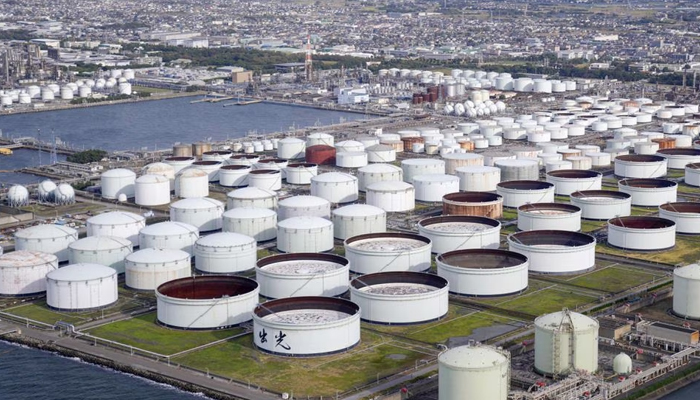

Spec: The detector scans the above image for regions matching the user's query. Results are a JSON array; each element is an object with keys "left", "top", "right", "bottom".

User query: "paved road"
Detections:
[{"left": 344, "top": 364, "right": 438, "bottom": 400}]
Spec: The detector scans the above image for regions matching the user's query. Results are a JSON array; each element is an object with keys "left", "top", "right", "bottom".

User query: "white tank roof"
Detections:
[
  {"left": 228, "top": 187, "right": 276, "bottom": 199},
  {"left": 15, "top": 224, "right": 78, "bottom": 239},
  {"left": 102, "top": 168, "right": 136, "bottom": 178},
  {"left": 88, "top": 211, "right": 145, "bottom": 225},
  {"left": 413, "top": 174, "right": 459, "bottom": 182},
  {"left": 333, "top": 204, "right": 386, "bottom": 217},
  {"left": 279, "top": 195, "right": 330, "bottom": 208},
  {"left": 442, "top": 153, "right": 484, "bottom": 160},
  {"left": 47, "top": 263, "right": 116, "bottom": 281},
  {"left": 177, "top": 168, "right": 208, "bottom": 178},
  {"left": 439, "top": 346, "right": 508, "bottom": 370},
  {"left": 337, "top": 140, "right": 363, "bottom": 147},
  {"left": 674, "top": 264, "right": 700, "bottom": 280},
  {"left": 359, "top": 164, "right": 402, "bottom": 173},
  {"left": 142, "top": 162, "right": 174, "bottom": 174},
  {"left": 69, "top": 236, "right": 132, "bottom": 251},
  {"left": 0, "top": 250, "right": 57, "bottom": 267},
  {"left": 126, "top": 248, "right": 190, "bottom": 264},
  {"left": 366, "top": 144, "right": 394, "bottom": 151},
  {"left": 366, "top": 181, "right": 414, "bottom": 191},
  {"left": 402, "top": 158, "right": 445, "bottom": 165},
  {"left": 196, "top": 232, "right": 256, "bottom": 247},
  {"left": 456, "top": 166, "right": 500, "bottom": 173},
  {"left": 136, "top": 174, "right": 169, "bottom": 184},
  {"left": 312, "top": 172, "right": 357, "bottom": 183},
  {"left": 223, "top": 207, "right": 277, "bottom": 218},
  {"left": 140, "top": 221, "right": 198, "bottom": 236},
  {"left": 171, "top": 197, "right": 223, "bottom": 210},
  {"left": 278, "top": 216, "right": 333, "bottom": 230},
  {"left": 279, "top": 137, "right": 305, "bottom": 144},
  {"left": 535, "top": 310, "right": 598, "bottom": 330}
]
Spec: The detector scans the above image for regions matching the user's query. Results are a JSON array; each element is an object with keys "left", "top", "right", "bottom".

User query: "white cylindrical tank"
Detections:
[
  {"left": 45, "top": 263, "right": 118, "bottom": 311},
  {"left": 687, "top": 163, "right": 700, "bottom": 187},
  {"left": 226, "top": 187, "right": 277, "bottom": 210},
  {"left": 570, "top": 190, "right": 632, "bottom": 220},
  {"left": 335, "top": 140, "right": 364, "bottom": 153},
  {"left": 87, "top": 211, "right": 145, "bottom": 246},
  {"left": 331, "top": 204, "right": 386, "bottom": 240},
  {"left": 191, "top": 161, "right": 222, "bottom": 182},
  {"left": 413, "top": 174, "right": 460, "bottom": 202},
  {"left": 310, "top": 172, "right": 358, "bottom": 204},
  {"left": 218, "top": 165, "right": 251, "bottom": 187},
  {"left": 223, "top": 207, "right": 277, "bottom": 241},
  {"left": 68, "top": 236, "right": 133, "bottom": 274},
  {"left": 545, "top": 170, "right": 603, "bottom": 196},
  {"left": 419, "top": 216, "right": 500, "bottom": 254},
  {"left": 401, "top": 159, "right": 445, "bottom": 183},
  {"left": 508, "top": 230, "right": 596, "bottom": 274},
  {"left": 135, "top": 174, "right": 170, "bottom": 206},
  {"left": 170, "top": 197, "right": 224, "bottom": 232},
  {"left": 518, "top": 203, "right": 581, "bottom": 232},
  {"left": 344, "top": 233, "right": 431, "bottom": 274},
  {"left": 366, "top": 181, "right": 415, "bottom": 212},
  {"left": 248, "top": 169, "right": 282, "bottom": 191},
  {"left": 0, "top": 251, "right": 58, "bottom": 296},
  {"left": 194, "top": 232, "right": 257, "bottom": 274},
  {"left": 442, "top": 153, "right": 484, "bottom": 174},
  {"left": 164, "top": 156, "right": 196, "bottom": 175},
  {"left": 437, "top": 249, "right": 528, "bottom": 296},
  {"left": 335, "top": 151, "right": 368, "bottom": 168},
  {"left": 496, "top": 181, "right": 555, "bottom": 208},
  {"left": 101, "top": 168, "right": 136, "bottom": 199},
  {"left": 495, "top": 159, "right": 540, "bottom": 182},
  {"left": 350, "top": 272, "right": 448, "bottom": 324},
  {"left": 366, "top": 144, "right": 396, "bottom": 162},
  {"left": 257, "top": 253, "right": 349, "bottom": 299},
  {"left": 455, "top": 166, "right": 501, "bottom": 191},
  {"left": 673, "top": 264, "right": 700, "bottom": 319},
  {"left": 285, "top": 163, "right": 318, "bottom": 185},
  {"left": 618, "top": 178, "right": 677, "bottom": 206},
  {"left": 125, "top": 248, "right": 191, "bottom": 290},
  {"left": 358, "top": 163, "right": 403, "bottom": 191},
  {"left": 438, "top": 345, "right": 510, "bottom": 400},
  {"left": 607, "top": 216, "right": 676, "bottom": 251},
  {"left": 658, "top": 203, "right": 700, "bottom": 234},
  {"left": 278, "top": 195, "right": 331, "bottom": 221},
  {"left": 277, "top": 217, "right": 334, "bottom": 253},
  {"left": 174, "top": 168, "right": 209, "bottom": 198},
  {"left": 142, "top": 162, "right": 176, "bottom": 181},
  {"left": 277, "top": 137, "right": 306, "bottom": 159},
  {"left": 306, "top": 132, "right": 334, "bottom": 147},
  {"left": 138, "top": 221, "right": 199, "bottom": 255},
  {"left": 635, "top": 142, "right": 660, "bottom": 155},
  {"left": 534, "top": 309, "right": 599, "bottom": 375},
  {"left": 614, "top": 155, "right": 668, "bottom": 178},
  {"left": 657, "top": 149, "right": 700, "bottom": 169}
]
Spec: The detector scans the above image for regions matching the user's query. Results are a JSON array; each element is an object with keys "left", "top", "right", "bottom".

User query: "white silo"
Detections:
[
  {"left": 37, "top": 180, "right": 57, "bottom": 202},
  {"left": 174, "top": 168, "right": 209, "bottom": 198},
  {"left": 60, "top": 86, "right": 74, "bottom": 100},
  {"left": 219, "top": 165, "right": 251, "bottom": 187},
  {"left": 613, "top": 353, "right": 633, "bottom": 375},
  {"left": 335, "top": 140, "right": 364, "bottom": 153},
  {"left": 413, "top": 174, "right": 460, "bottom": 202},
  {"left": 332, "top": 204, "right": 387, "bottom": 240},
  {"left": 278, "top": 195, "right": 330, "bottom": 221},
  {"left": 438, "top": 345, "right": 510, "bottom": 400},
  {"left": 135, "top": 175, "right": 170, "bottom": 206},
  {"left": 87, "top": 211, "right": 145, "bottom": 246},
  {"left": 7, "top": 185, "right": 29, "bottom": 207},
  {"left": 673, "top": 264, "right": 700, "bottom": 319},
  {"left": 101, "top": 168, "right": 136, "bottom": 199},
  {"left": 191, "top": 161, "right": 222, "bottom": 182},
  {"left": 455, "top": 166, "right": 501, "bottom": 192},
  {"left": 534, "top": 309, "right": 599, "bottom": 375},
  {"left": 170, "top": 197, "right": 224, "bottom": 232},
  {"left": 138, "top": 221, "right": 199, "bottom": 255},
  {"left": 226, "top": 187, "right": 278, "bottom": 210},
  {"left": 277, "top": 216, "right": 334, "bottom": 253},
  {"left": 358, "top": 164, "right": 403, "bottom": 191},
  {"left": 336, "top": 151, "right": 368, "bottom": 168},
  {"left": 365, "top": 144, "right": 396, "bottom": 162},
  {"left": 46, "top": 264, "right": 118, "bottom": 311},
  {"left": 366, "top": 181, "right": 415, "bottom": 212},
  {"left": 194, "top": 232, "right": 257, "bottom": 274},
  {"left": 277, "top": 137, "right": 306, "bottom": 159},
  {"left": 307, "top": 132, "right": 334, "bottom": 147},
  {"left": 164, "top": 156, "right": 196, "bottom": 175},
  {"left": 0, "top": 251, "right": 58, "bottom": 296},
  {"left": 125, "top": 248, "right": 191, "bottom": 290},
  {"left": 310, "top": 172, "right": 358, "bottom": 203},
  {"left": 68, "top": 236, "right": 133, "bottom": 274},
  {"left": 401, "top": 159, "right": 446, "bottom": 183},
  {"left": 14, "top": 224, "right": 78, "bottom": 262},
  {"left": 40, "top": 87, "right": 55, "bottom": 101},
  {"left": 222, "top": 207, "right": 277, "bottom": 241},
  {"left": 285, "top": 162, "right": 318, "bottom": 185}
]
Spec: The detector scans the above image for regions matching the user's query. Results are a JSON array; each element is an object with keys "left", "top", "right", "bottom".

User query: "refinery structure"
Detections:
[{"left": 3, "top": 65, "right": 700, "bottom": 400}]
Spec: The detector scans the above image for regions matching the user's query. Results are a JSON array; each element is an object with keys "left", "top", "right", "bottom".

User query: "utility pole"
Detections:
[{"left": 305, "top": 34, "right": 313, "bottom": 82}]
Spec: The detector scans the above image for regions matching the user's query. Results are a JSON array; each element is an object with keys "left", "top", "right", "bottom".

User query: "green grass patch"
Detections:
[
  {"left": 86, "top": 313, "right": 241, "bottom": 355},
  {"left": 566, "top": 265, "right": 668, "bottom": 293},
  {"left": 132, "top": 85, "right": 173, "bottom": 95},
  {"left": 501, "top": 209, "right": 518, "bottom": 221},
  {"left": 406, "top": 310, "right": 513, "bottom": 344},
  {"left": 597, "top": 235, "right": 700, "bottom": 265},
  {"left": 581, "top": 220, "right": 606, "bottom": 233},
  {"left": 495, "top": 288, "right": 597, "bottom": 316},
  {"left": 679, "top": 183, "right": 700, "bottom": 194},
  {"left": 173, "top": 330, "right": 428, "bottom": 397},
  {"left": 4, "top": 301, "right": 87, "bottom": 325}
]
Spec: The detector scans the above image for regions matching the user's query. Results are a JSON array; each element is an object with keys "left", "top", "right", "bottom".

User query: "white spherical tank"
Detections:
[
  {"left": 508, "top": 230, "right": 596, "bottom": 274},
  {"left": 310, "top": 172, "right": 358, "bottom": 204},
  {"left": 193, "top": 232, "right": 257, "bottom": 274},
  {"left": 125, "top": 248, "right": 191, "bottom": 290},
  {"left": 614, "top": 155, "right": 668, "bottom": 178},
  {"left": 413, "top": 174, "right": 460, "bottom": 202},
  {"left": 455, "top": 166, "right": 501, "bottom": 191},
  {"left": 0, "top": 251, "right": 58, "bottom": 296},
  {"left": 659, "top": 202, "right": 700, "bottom": 234},
  {"left": 438, "top": 345, "right": 510, "bottom": 400},
  {"left": 278, "top": 195, "right": 330, "bottom": 221},
  {"left": 518, "top": 203, "right": 581, "bottom": 232},
  {"left": 358, "top": 163, "right": 403, "bottom": 191},
  {"left": 618, "top": 178, "right": 677, "bottom": 206},
  {"left": 87, "top": 211, "right": 145, "bottom": 246},
  {"left": 496, "top": 181, "right": 555, "bottom": 208},
  {"left": 52, "top": 183, "right": 75, "bottom": 206},
  {"left": 277, "top": 137, "right": 306, "bottom": 160},
  {"left": 277, "top": 216, "right": 334, "bottom": 253},
  {"left": 534, "top": 309, "right": 599, "bottom": 375},
  {"left": 256, "top": 253, "right": 349, "bottom": 299},
  {"left": 138, "top": 221, "right": 199, "bottom": 255},
  {"left": 401, "top": 158, "right": 445, "bottom": 183},
  {"left": 366, "top": 181, "right": 415, "bottom": 212},
  {"left": 135, "top": 174, "right": 170, "bottom": 206},
  {"left": 222, "top": 207, "right": 277, "bottom": 241},
  {"left": 673, "top": 264, "right": 700, "bottom": 319},
  {"left": 332, "top": 204, "right": 386, "bottom": 240},
  {"left": 607, "top": 216, "right": 676, "bottom": 251},
  {"left": 253, "top": 297, "right": 360, "bottom": 356},
  {"left": 170, "top": 197, "right": 224, "bottom": 232},
  {"left": 174, "top": 168, "right": 209, "bottom": 198},
  {"left": 46, "top": 264, "right": 118, "bottom": 311},
  {"left": 437, "top": 249, "right": 528, "bottom": 296},
  {"left": 68, "top": 236, "right": 133, "bottom": 274},
  {"left": 7, "top": 185, "right": 29, "bottom": 207},
  {"left": 344, "top": 233, "right": 431, "bottom": 274},
  {"left": 570, "top": 190, "right": 632, "bottom": 220},
  {"left": 157, "top": 276, "right": 259, "bottom": 329},
  {"left": 14, "top": 224, "right": 78, "bottom": 262},
  {"left": 218, "top": 165, "right": 251, "bottom": 187},
  {"left": 545, "top": 170, "right": 603, "bottom": 195},
  {"left": 351, "top": 272, "right": 449, "bottom": 324},
  {"left": 226, "top": 187, "right": 277, "bottom": 210},
  {"left": 613, "top": 353, "right": 633, "bottom": 375},
  {"left": 285, "top": 163, "right": 318, "bottom": 185},
  {"left": 418, "top": 216, "right": 500, "bottom": 254},
  {"left": 101, "top": 168, "right": 136, "bottom": 199}
]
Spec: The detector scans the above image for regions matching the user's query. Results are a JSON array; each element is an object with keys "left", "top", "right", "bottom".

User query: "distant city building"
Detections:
[
  {"left": 589, "top": 62, "right": 611, "bottom": 70},
  {"left": 337, "top": 87, "right": 369, "bottom": 105},
  {"left": 30, "top": 39, "right": 61, "bottom": 49},
  {"left": 232, "top": 70, "right": 253, "bottom": 83}
]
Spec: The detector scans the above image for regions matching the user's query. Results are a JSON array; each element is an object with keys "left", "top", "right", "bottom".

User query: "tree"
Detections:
[{"left": 67, "top": 149, "right": 107, "bottom": 164}]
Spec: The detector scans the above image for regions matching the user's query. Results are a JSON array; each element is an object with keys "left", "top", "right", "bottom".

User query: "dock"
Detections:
[{"left": 222, "top": 100, "right": 263, "bottom": 107}]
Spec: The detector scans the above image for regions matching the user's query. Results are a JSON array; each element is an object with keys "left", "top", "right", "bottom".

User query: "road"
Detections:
[{"left": 344, "top": 364, "right": 438, "bottom": 400}]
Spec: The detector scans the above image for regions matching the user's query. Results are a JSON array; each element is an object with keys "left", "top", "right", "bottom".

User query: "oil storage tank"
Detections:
[
  {"left": 138, "top": 222, "right": 199, "bottom": 255},
  {"left": 0, "top": 251, "right": 58, "bottom": 296},
  {"left": 125, "top": 248, "right": 191, "bottom": 290},
  {"left": 437, "top": 249, "right": 528, "bottom": 296},
  {"left": 413, "top": 174, "right": 460, "bottom": 202},
  {"left": 285, "top": 163, "right": 318, "bottom": 185},
  {"left": 438, "top": 345, "right": 510, "bottom": 400},
  {"left": 247, "top": 169, "right": 282, "bottom": 191},
  {"left": 508, "top": 230, "right": 596, "bottom": 274},
  {"left": 174, "top": 168, "right": 209, "bottom": 198},
  {"left": 305, "top": 145, "right": 336, "bottom": 165},
  {"left": 277, "top": 137, "right": 306, "bottom": 160},
  {"left": 366, "top": 181, "right": 415, "bottom": 212},
  {"left": 165, "top": 156, "right": 195, "bottom": 174},
  {"left": 570, "top": 190, "right": 632, "bottom": 220},
  {"left": 222, "top": 207, "right": 277, "bottom": 241},
  {"left": 442, "top": 153, "right": 484, "bottom": 174},
  {"left": 418, "top": 216, "right": 500, "bottom": 254},
  {"left": 226, "top": 187, "right": 277, "bottom": 210},
  {"left": 495, "top": 159, "right": 540, "bottom": 182},
  {"left": 256, "top": 253, "right": 349, "bottom": 299},
  {"left": 278, "top": 195, "right": 330, "bottom": 221},
  {"left": 331, "top": 204, "right": 386, "bottom": 240},
  {"left": 657, "top": 148, "right": 700, "bottom": 169},
  {"left": 496, "top": 181, "right": 555, "bottom": 208},
  {"left": 545, "top": 170, "right": 602, "bottom": 196},
  {"left": 277, "top": 216, "right": 334, "bottom": 253},
  {"left": 614, "top": 155, "right": 668, "bottom": 178},
  {"left": 659, "top": 202, "right": 700, "bottom": 234},
  {"left": 358, "top": 164, "right": 403, "bottom": 191},
  {"left": 534, "top": 309, "right": 599, "bottom": 375},
  {"left": 401, "top": 159, "right": 445, "bottom": 183},
  {"left": 673, "top": 264, "right": 700, "bottom": 319},
  {"left": 157, "top": 276, "right": 259, "bottom": 330},
  {"left": 252, "top": 297, "right": 360, "bottom": 356},
  {"left": 607, "top": 216, "right": 676, "bottom": 251},
  {"left": 455, "top": 166, "right": 501, "bottom": 191},
  {"left": 170, "top": 197, "right": 224, "bottom": 232},
  {"left": 87, "top": 211, "right": 146, "bottom": 246},
  {"left": 218, "top": 165, "right": 251, "bottom": 187},
  {"left": 350, "top": 272, "right": 448, "bottom": 324},
  {"left": 344, "top": 233, "right": 431, "bottom": 274},
  {"left": 686, "top": 163, "right": 700, "bottom": 186},
  {"left": 442, "top": 192, "right": 503, "bottom": 219},
  {"left": 14, "top": 224, "right": 78, "bottom": 262},
  {"left": 193, "top": 232, "right": 257, "bottom": 274},
  {"left": 101, "top": 168, "right": 136, "bottom": 199},
  {"left": 618, "top": 178, "right": 677, "bottom": 206},
  {"left": 517, "top": 203, "right": 582, "bottom": 232},
  {"left": 68, "top": 236, "right": 133, "bottom": 274},
  {"left": 46, "top": 264, "right": 118, "bottom": 311},
  {"left": 310, "top": 172, "right": 358, "bottom": 203},
  {"left": 135, "top": 175, "right": 170, "bottom": 206}
]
